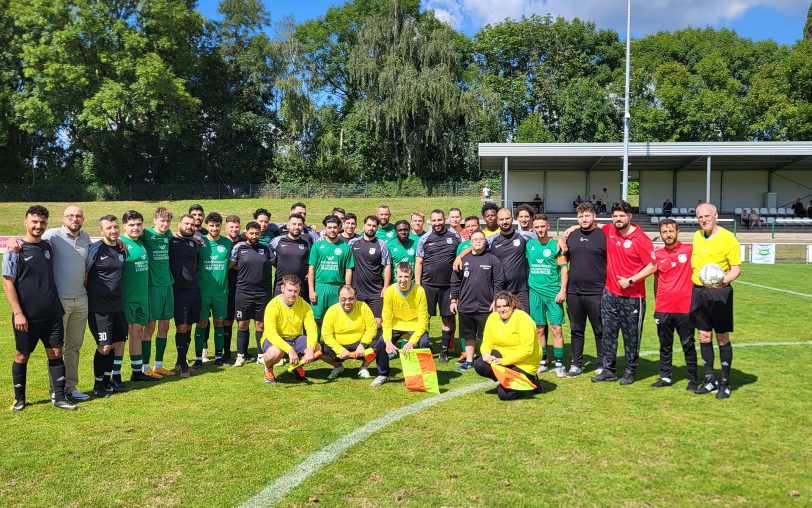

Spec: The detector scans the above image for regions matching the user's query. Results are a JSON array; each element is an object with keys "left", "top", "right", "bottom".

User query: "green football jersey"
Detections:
[
  {"left": 142, "top": 227, "right": 173, "bottom": 287},
  {"left": 375, "top": 223, "right": 396, "bottom": 242},
  {"left": 198, "top": 236, "right": 233, "bottom": 297},
  {"left": 526, "top": 237, "right": 564, "bottom": 297},
  {"left": 308, "top": 238, "right": 354, "bottom": 285},
  {"left": 122, "top": 236, "right": 149, "bottom": 303},
  {"left": 456, "top": 239, "right": 471, "bottom": 257},
  {"left": 408, "top": 231, "right": 427, "bottom": 244},
  {"left": 388, "top": 237, "right": 417, "bottom": 269}
]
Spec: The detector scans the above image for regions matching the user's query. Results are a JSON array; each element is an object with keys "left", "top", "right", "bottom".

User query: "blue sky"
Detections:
[{"left": 197, "top": 1, "right": 808, "bottom": 45}]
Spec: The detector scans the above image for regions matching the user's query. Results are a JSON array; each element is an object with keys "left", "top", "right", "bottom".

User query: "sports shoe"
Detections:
[
  {"left": 686, "top": 381, "right": 699, "bottom": 393},
  {"left": 537, "top": 361, "right": 549, "bottom": 373},
  {"left": 93, "top": 382, "right": 111, "bottom": 398},
  {"left": 256, "top": 356, "right": 265, "bottom": 365},
  {"left": 264, "top": 369, "right": 276, "bottom": 384},
  {"left": 696, "top": 379, "right": 719, "bottom": 395},
  {"left": 191, "top": 361, "right": 204, "bottom": 370},
  {"left": 10, "top": 399, "right": 25, "bottom": 412},
  {"left": 214, "top": 358, "right": 224, "bottom": 366},
  {"left": 555, "top": 364, "right": 566, "bottom": 378},
  {"left": 144, "top": 369, "right": 163, "bottom": 379},
  {"left": 53, "top": 398, "right": 77, "bottom": 411},
  {"left": 233, "top": 356, "right": 246, "bottom": 367},
  {"left": 328, "top": 365, "right": 345, "bottom": 379},
  {"left": 370, "top": 375, "right": 389, "bottom": 387},
  {"left": 619, "top": 373, "right": 635, "bottom": 385},
  {"left": 154, "top": 367, "right": 175, "bottom": 377},
  {"left": 180, "top": 370, "right": 191, "bottom": 379},
  {"left": 69, "top": 389, "right": 91, "bottom": 401},
  {"left": 201, "top": 348, "right": 210, "bottom": 362},
  {"left": 110, "top": 378, "right": 127, "bottom": 392},
  {"left": 650, "top": 378, "right": 672, "bottom": 388},
  {"left": 456, "top": 361, "right": 474, "bottom": 371},
  {"left": 566, "top": 365, "right": 583, "bottom": 378},
  {"left": 102, "top": 380, "right": 115, "bottom": 394},
  {"left": 292, "top": 366, "right": 308, "bottom": 381},
  {"left": 357, "top": 367, "right": 371, "bottom": 379},
  {"left": 716, "top": 384, "right": 731, "bottom": 399},
  {"left": 591, "top": 370, "right": 618, "bottom": 382},
  {"left": 438, "top": 350, "right": 450, "bottom": 363},
  {"left": 131, "top": 371, "right": 158, "bottom": 382}
]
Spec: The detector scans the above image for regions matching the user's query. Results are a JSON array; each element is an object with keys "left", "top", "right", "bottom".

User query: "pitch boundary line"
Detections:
[
  {"left": 237, "top": 381, "right": 493, "bottom": 507},
  {"left": 736, "top": 280, "right": 812, "bottom": 299}
]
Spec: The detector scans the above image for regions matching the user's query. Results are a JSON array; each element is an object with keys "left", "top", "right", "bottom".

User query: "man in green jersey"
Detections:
[
  {"left": 409, "top": 211, "right": 427, "bottom": 243},
  {"left": 387, "top": 220, "right": 417, "bottom": 272},
  {"left": 253, "top": 208, "right": 278, "bottom": 245},
  {"left": 375, "top": 205, "right": 396, "bottom": 242},
  {"left": 194, "top": 212, "right": 233, "bottom": 367},
  {"left": 118, "top": 211, "right": 157, "bottom": 382},
  {"left": 307, "top": 215, "right": 353, "bottom": 327},
  {"left": 142, "top": 207, "right": 175, "bottom": 378},
  {"left": 526, "top": 214, "right": 569, "bottom": 378}
]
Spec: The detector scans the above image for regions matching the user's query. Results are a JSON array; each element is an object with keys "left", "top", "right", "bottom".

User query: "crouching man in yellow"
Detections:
[
  {"left": 320, "top": 285, "right": 381, "bottom": 380},
  {"left": 474, "top": 290, "right": 542, "bottom": 400},
  {"left": 371, "top": 262, "right": 430, "bottom": 387},
  {"left": 260, "top": 274, "right": 320, "bottom": 383}
]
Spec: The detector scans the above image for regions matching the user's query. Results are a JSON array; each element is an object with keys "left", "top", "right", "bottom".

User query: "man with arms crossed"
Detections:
[
  {"left": 4, "top": 205, "right": 75, "bottom": 411},
  {"left": 170, "top": 214, "right": 200, "bottom": 376},
  {"left": 651, "top": 218, "right": 698, "bottom": 392},
  {"left": 691, "top": 203, "right": 741, "bottom": 399}
]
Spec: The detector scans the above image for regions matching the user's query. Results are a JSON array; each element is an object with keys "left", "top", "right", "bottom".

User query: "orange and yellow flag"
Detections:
[
  {"left": 491, "top": 364, "right": 537, "bottom": 391},
  {"left": 399, "top": 349, "right": 439, "bottom": 394}
]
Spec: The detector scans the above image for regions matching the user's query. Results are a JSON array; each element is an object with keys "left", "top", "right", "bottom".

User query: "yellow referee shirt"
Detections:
[
  {"left": 262, "top": 294, "right": 318, "bottom": 353},
  {"left": 481, "top": 309, "right": 541, "bottom": 375},
  {"left": 382, "top": 284, "right": 429, "bottom": 344},
  {"left": 691, "top": 227, "right": 741, "bottom": 285},
  {"left": 321, "top": 301, "right": 377, "bottom": 354}
]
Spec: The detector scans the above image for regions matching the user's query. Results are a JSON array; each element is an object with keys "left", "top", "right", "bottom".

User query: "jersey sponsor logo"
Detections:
[
  {"left": 678, "top": 253, "right": 687, "bottom": 263},
  {"left": 481, "top": 265, "right": 491, "bottom": 270},
  {"left": 580, "top": 236, "right": 589, "bottom": 242},
  {"left": 44, "top": 250, "right": 51, "bottom": 259},
  {"left": 623, "top": 239, "right": 632, "bottom": 248}
]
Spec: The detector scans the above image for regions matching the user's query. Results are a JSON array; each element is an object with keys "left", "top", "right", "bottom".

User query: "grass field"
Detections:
[{"left": 1, "top": 253, "right": 811, "bottom": 506}]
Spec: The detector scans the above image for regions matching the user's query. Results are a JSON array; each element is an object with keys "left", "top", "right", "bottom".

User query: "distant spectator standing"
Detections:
[
  {"left": 600, "top": 188, "right": 608, "bottom": 213},
  {"left": 662, "top": 198, "right": 674, "bottom": 217},
  {"left": 532, "top": 194, "right": 543, "bottom": 213},
  {"left": 792, "top": 198, "right": 806, "bottom": 217},
  {"left": 807, "top": 200, "right": 812, "bottom": 219},
  {"left": 482, "top": 185, "right": 492, "bottom": 201}
]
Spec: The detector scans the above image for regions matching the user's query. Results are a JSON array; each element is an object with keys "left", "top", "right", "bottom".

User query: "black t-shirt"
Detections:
[
  {"left": 451, "top": 252, "right": 504, "bottom": 314},
  {"left": 416, "top": 228, "right": 460, "bottom": 287},
  {"left": 566, "top": 227, "right": 607, "bottom": 295},
  {"left": 230, "top": 241, "right": 273, "bottom": 297},
  {"left": 86, "top": 241, "right": 126, "bottom": 312},
  {"left": 487, "top": 230, "right": 532, "bottom": 294},
  {"left": 269, "top": 235, "right": 310, "bottom": 289},
  {"left": 276, "top": 225, "right": 319, "bottom": 247},
  {"left": 349, "top": 237, "right": 391, "bottom": 299},
  {"left": 169, "top": 235, "right": 199, "bottom": 289},
  {"left": 1, "top": 240, "right": 63, "bottom": 321}
]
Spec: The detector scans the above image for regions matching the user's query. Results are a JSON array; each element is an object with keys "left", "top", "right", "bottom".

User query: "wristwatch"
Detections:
[{"left": 627, "top": 278, "right": 634, "bottom": 286}]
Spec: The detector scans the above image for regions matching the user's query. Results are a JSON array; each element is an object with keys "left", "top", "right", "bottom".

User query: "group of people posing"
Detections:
[{"left": 3, "top": 198, "right": 741, "bottom": 410}]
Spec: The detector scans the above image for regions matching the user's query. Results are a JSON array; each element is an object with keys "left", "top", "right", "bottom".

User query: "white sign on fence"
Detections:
[
  {"left": 807, "top": 245, "right": 812, "bottom": 264},
  {"left": 751, "top": 243, "right": 776, "bottom": 264}
]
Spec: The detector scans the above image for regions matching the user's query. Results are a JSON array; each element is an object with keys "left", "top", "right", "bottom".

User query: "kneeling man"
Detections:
[{"left": 320, "top": 285, "right": 381, "bottom": 379}]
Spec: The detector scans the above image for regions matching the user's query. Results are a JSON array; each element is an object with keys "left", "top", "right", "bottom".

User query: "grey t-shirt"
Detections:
[{"left": 42, "top": 225, "right": 90, "bottom": 299}]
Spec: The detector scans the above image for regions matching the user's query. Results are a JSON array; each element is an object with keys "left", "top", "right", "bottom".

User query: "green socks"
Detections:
[
  {"left": 553, "top": 347, "right": 564, "bottom": 366},
  {"left": 142, "top": 339, "right": 152, "bottom": 371},
  {"left": 154, "top": 337, "right": 167, "bottom": 369}
]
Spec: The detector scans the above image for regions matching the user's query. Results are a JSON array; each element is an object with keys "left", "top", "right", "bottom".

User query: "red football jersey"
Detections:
[
  {"left": 602, "top": 224, "right": 656, "bottom": 298},
  {"left": 654, "top": 241, "right": 693, "bottom": 313}
]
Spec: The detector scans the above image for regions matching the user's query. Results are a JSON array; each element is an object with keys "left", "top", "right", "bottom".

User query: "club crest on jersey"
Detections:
[
  {"left": 387, "top": 231, "right": 394, "bottom": 238},
  {"left": 118, "top": 254, "right": 125, "bottom": 262},
  {"left": 543, "top": 249, "right": 552, "bottom": 257},
  {"left": 446, "top": 238, "right": 453, "bottom": 244},
  {"left": 258, "top": 249, "right": 265, "bottom": 255},
  {"left": 678, "top": 253, "right": 687, "bottom": 263},
  {"left": 623, "top": 239, "right": 632, "bottom": 248},
  {"left": 369, "top": 248, "right": 376, "bottom": 255},
  {"left": 463, "top": 270, "right": 469, "bottom": 278},
  {"left": 407, "top": 248, "right": 414, "bottom": 255},
  {"left": 44, "top": 250, "right": 51, "bottom": 259},
  {"left": 217, "top": 245, "right": 226, "bottom": 253},
  {"left": 298, "top": 244, "right": 305, "bottom": 250},
  {"left": 513, "top": 239, "right": 521, "bottom": 247},
  {"left": 334, "top": 247, "right": 342, "bottom": 255}
]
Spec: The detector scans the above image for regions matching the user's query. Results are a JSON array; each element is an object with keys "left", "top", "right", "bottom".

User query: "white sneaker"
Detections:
[
  {"left": 233, "top": 356, "right": 246, "bottom": 367},
  {"left": 69, "top": 389, "right": 91, "bottom": 401},
  {"left": 201, "top": 348, "right": 210, "bottom": 363},
  {"left": 566, "top": 365, "right": 583, "bottom": 378},
  {"left": 357, "top": 367, "right": 371, "bottom": 379},
  {"left": 555, "top": 365, "right": 566, "bottom": 378},
  {"left": 537, "top": 361, "right": 549, "bottom": 373},
  {"left": 328, "top": 366, "right": 345, "bottom": 379},
  {"left": 256, "top": 356, "right": 264, "bottom": 365},
  {"left": 370, "top": 375, "right": 389, "bottom": 387}
]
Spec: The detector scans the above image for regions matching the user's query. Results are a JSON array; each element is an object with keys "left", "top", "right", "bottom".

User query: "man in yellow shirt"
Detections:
[
  {"left": 321, "top": 285, "right": 380, "bottom": 380},
  {"left": 373, "top": 262, "right": 430, "bottom": 387},
  {"left": 691, "top": 203, "right": 741, "bottom": 400},
  {"left": 260, "top": 274, "right": 320, "bottom": 383}
]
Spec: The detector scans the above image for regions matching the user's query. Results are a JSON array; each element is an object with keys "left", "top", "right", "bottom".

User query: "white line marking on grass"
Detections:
[
  {"left": 640, "top": 341, "right": 812, "bottom": 357},
  {"left": 238, "top": 381, "right": 493, "bottom": 507},
  {"left": 737, "top": 281, "right": 812, "bottom": 299}
]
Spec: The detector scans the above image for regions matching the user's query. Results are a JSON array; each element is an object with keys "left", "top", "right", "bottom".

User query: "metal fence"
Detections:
[{"left": 0, "top": 180, "right": 498, "bottom": 202}]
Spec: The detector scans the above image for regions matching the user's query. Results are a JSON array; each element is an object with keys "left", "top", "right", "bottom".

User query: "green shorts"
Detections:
[
  {"left": 124, "top": 301, "right": 149, "bottom": 326},
  {"left": 200, "top": 293, "right": 228, "bottom": 321},
  {"left": 148, "top": 285, "right": 175, "bottom": 321},
  {"left": 312, "top": 282, "right": 341, "bottom": 320},
  {"left": 530, "top": 290, "right": 565, "bottom": 326}
]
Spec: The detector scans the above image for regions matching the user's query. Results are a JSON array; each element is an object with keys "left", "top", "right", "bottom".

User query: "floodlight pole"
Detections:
[{"left": 621, "top": 0, "right": 631, "bottom": 202}]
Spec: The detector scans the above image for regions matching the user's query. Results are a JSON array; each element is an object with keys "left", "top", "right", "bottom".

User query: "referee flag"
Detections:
[
  {"left": 491, "top": 364, "right": 537, "bottom": 391},
  {"left": 399, "top": 349, "right": 439, "bottom": 394}
]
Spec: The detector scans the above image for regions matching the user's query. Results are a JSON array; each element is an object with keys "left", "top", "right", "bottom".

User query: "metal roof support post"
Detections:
[
  {"left": 503, "top": 156, "right": 509, "bottom": 208},
  {"left": 706, "top": 156, "right": 712, "bottom": 204}
]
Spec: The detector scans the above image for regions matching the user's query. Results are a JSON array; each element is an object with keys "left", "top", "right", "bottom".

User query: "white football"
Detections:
[{"left": 699, "top": 263, "right": 725, "bottom": 286}]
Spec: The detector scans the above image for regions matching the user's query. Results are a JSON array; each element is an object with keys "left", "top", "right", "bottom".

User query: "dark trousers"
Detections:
[
  {"left": 374, "top": 331, "right": 429, "bottom": 376},
  {"left": 567, "top": 293, "right": 603, "bottom": 368},
  {"left": 655, "top": 312, "right": 697, "bottom": 383},
  {"left": 473, "top": 351, "right": 539, "bottom": 401},
  {"left": 600, "top": 290, "right": 645, "bottom": 375}
]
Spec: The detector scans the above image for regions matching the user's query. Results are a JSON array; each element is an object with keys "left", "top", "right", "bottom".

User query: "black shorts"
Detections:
[
  {"left": 690, "top": 285, "right": 734, "bottom": 333},
  {"left": 88, "top": 311, "right": 128, "bottom": 345},
  {"left": 173, "top": 288, "right": 201, "bottom": 326},
  {"left": 262, "top": 335, "right": 307, "bottom": 355},
  {"left": 14, "top": 317, "right": 63, "bottom": 353},
  {"left": 359, "top": 296, "right": 383, "bottom": 318},
  {"left": 235, "top": 292, "right": 268, "bottom": 322},
  {"left": 459, "top": 312, "right": 489, "bottom": 341},
  {"left": 514, "top": 289, "right": 530, "bottom": 314},
  {"left": 424, "top": 285, "right": 453, "bottom": 317},
  {"left": 227, "top": 284, "right": 237, "bottom": 321}
]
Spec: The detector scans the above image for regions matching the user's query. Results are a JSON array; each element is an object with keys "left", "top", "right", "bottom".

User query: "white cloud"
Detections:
[{"left": 423, "top": 0, "right": 808, "bottom": 35}]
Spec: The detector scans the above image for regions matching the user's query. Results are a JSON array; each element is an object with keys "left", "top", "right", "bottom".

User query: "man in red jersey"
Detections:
[
  {"left": 591, "top": 201, "right": 657, "bottom": 385},
  {"left": 650, "top": 219, "right": 698, "bottom": 392}
]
